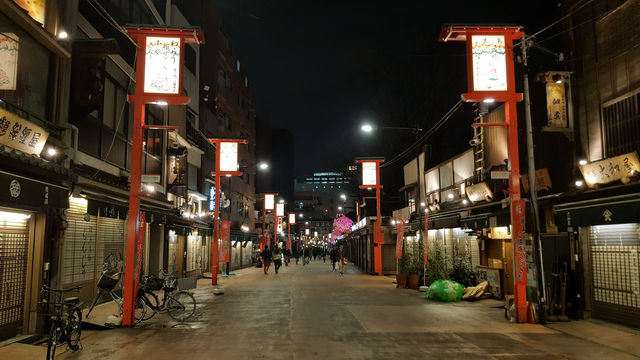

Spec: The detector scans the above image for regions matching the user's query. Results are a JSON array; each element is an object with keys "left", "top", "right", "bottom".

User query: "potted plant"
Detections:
[
  {"left": 407, "top": 232, "right": 424, "bottom": 289},
  {"left": 397, "top": 245, "right": 410, "bottom": 288}
]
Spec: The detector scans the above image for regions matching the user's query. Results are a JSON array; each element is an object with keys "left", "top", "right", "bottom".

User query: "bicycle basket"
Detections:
[
  {"left": 143, "top": 276, "right": 164, "bottom": 291},
  {"left": 97, "top": 272, "right": 120, "bottom": 290},
  {"left": 164, "top": 277, "right": 177, "bottom": 291}
]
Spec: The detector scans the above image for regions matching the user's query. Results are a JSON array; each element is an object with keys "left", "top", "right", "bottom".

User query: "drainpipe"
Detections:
[{"left": 521, "top": 36, "right": 547, "bottom": 311}]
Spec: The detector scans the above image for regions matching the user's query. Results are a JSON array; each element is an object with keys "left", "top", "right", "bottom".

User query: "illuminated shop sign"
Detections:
[
  {"left": 219, "top": 142, "right": 239, "bottom": 172},
  {"left": 579, "top": 152, "right": 640, "bottom": 188},
  {"left": 471, "top": 35, "right": 507, "bottom": 91},
  {"left": 209, "top": 186, "right": 216, "bottom": 212},
  {"left": 288, "top": 213, "right": 296, "bottom": 224},
  {"left": 362, "top": 161, "right": 377, "bottom": 186},
  {"left": 0, "top": 107, "right": 49, "bottom": 155},
  {"left": 144, "top": 36, "right": 181, "bottom": 94}
]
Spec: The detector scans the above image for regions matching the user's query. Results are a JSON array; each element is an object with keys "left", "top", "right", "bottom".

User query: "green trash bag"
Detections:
[{"left": 424, "top": 280, "right": 465, "bottom": 302}]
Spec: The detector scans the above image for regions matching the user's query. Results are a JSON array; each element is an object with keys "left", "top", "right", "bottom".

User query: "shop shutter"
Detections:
[
  {"left": 97, "top": 217, "right": 125, "bottom": 275},
  {"left": 62, "top": 206, "right": 97, "bottom": 292},
  {"left": 0, "top": 211, "right": 30, "bottom": 340},
  {"left": 589, "top": 223, "right": 640, "bottom": 328}
]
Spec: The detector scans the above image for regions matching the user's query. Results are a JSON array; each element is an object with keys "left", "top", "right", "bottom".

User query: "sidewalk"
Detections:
[{"left": 547, "top": 318, "right": 640, "bottom": 358}]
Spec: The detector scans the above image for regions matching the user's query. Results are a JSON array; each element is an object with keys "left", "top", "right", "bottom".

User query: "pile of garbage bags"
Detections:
[{"left": 423, "top": 280, "right": 465, "bottom": 302}]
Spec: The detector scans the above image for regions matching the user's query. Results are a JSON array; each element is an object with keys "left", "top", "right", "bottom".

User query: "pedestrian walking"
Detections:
[
  {"left": 284, "top": 247, "right": 290, "bottom": 266},
  {"left": 330, "top": 246, "right": 337, "bottom": 271},
  {"left": 261, "top": 245, "right": 272, "bottom": 275},
  {"left": 338, "top": 244, "right": 345, "bottom": 275},
  {"left": 273, "top": 247, "right": 283, "bottom": 274},
  {"left": 295, "top": 248, "right": 300, "bottom": 265}
]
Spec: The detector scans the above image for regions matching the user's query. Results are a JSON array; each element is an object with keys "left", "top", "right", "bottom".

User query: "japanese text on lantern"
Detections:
[
  {"left": 144, "top": 37, "right": 181, "bottom": 94},
  {"left": 545, "top": 82, "right": 567, "bottom": 127},
  {"left": 289, "top": 213, "right": 296, "bottom": 224},
  {"left": 362, "top": 161, "right": 377, "bottom": 186},
  {"left": 220, "top": 221, "right": 231, "bottom": 262},
  {"left": 264, "top": 194, "right": 275, "bottom": 210},
  {"left": 219, "top": 142, "right": 239, "bottom": 172},
  {"left": 471, "top": 35, "right": 507, "bottom": 91},
  {"left": 276, "top": 203, "right": 284, "bottom": 217}
]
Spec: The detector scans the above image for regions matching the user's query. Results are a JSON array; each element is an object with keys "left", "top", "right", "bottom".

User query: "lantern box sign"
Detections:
[
  {"left": 219, "top": 142, "right": 239, "bottom": 172},
  {"left": 276, "top": 203, "right": 285, "bottom": 217},
  {"left": 144, "top": 37, "right": 181, "bottom": 94},
  {"left": 289, "top": 213, "right": 296, "bottom": 224},
  {"left": 305, "top": 228, "right": 310, "bottom": 235},
  {"left": 471, "top": 35, "right": 507, "bottom": 91},
  {"left": 362, "top": 161, "right": 377, "bottom": 186},
  {"left": 265, "top": 194, "right": 275, "bottom": 210}
]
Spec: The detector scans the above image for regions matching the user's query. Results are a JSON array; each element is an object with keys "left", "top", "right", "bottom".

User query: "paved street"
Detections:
[{"left": 27, "top": 261, "right": 638, "bottom": 359}]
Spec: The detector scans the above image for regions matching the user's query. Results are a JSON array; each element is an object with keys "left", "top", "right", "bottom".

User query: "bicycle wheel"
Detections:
[
  {"left": 167, "top": 291, "right": 196, "bottom": 322},
  {"left": 46, "top": 323, "right": 60, "bottom": 360},
  {"left": 135, "top": 291, "right": 159, "bottom": 323},
  {"left": 66, "top": 307, "right": 82, "bottom": 350}
]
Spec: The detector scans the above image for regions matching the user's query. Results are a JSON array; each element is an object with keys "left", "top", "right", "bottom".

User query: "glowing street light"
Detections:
[
  {"left": 259, "top": 162, "right": 269, "bottom": 170},
  {"left": 361, "top": 124, "right": 373, "bottom": 133}
]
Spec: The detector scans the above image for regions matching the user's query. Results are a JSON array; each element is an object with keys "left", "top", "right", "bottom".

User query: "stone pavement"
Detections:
[{"left": 4, "top": 260, "right": 639, "bottom": 360}]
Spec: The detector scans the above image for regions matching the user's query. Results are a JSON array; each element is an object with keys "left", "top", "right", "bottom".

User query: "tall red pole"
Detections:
[
  {"left": 211, "top": 173, "right": 220, "bottom": 285},
  {"left": 374, "top": 165, "right": 383, "bottom": 276},
  {"left": 121, "top": 37, "right": 147, "bottom": 327},
  {"left": 261, "top": 207, "right": 266, "bottom": 251}
]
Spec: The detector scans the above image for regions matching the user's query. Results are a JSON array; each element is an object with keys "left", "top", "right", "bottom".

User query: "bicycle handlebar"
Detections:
[{"left": 41, "top": 285, "right": 82, "bottom": 293}]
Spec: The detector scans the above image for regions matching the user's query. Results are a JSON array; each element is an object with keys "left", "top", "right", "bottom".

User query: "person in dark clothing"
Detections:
[
  {"left": 295, "top": 248, "right": 300, "bottom": 265},
  {"left": 273, "top": 247, "right": 283, "bottom": 274},
  {"left": 330, "top": 246, "right": 337, "bottom": 271},
  {"left": 261, "top": 245, "right": 272, "bottom": 274},
  {"left": 322, "top": 248, "right": 327, "bottom": 263}
]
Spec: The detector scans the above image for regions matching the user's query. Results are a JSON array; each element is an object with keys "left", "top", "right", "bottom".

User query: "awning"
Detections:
[
  {"left": 460, "top": 215, "right": 489, "bottom": 230},
  {"left": 0, "top": 169, "right": 68, "bottom": 209},
  {"left": 398, "top": 182, "right": 417, "bottom": 193},
  {"left": 555, "top": 194, "right": 640, "bottom": 231}
]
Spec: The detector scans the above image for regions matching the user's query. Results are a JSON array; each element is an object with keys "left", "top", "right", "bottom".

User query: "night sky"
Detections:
[{"left": 214, "top": 0, "right": 562, "bottom": 178}]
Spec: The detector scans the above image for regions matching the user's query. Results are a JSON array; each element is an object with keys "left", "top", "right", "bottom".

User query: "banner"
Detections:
[
  {"left": 0, "top": 33, "right": 19, "bottom": 90},
  {"left": 144, "top": 36, "right": 181, "bottom": 94},
  {"left": 395, "top": 221, "right": 405, "bottom": 259},
  {"left": 424, "top": 213, "right": 429, "bottom": 264},
  {"left": 220, "top": 221, "right": 231, "bottom": 262}
]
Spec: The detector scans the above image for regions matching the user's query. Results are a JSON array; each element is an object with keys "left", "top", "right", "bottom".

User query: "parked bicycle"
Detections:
[
  {"left": 40, "top": 285, "right": 83, "bottom": 360},
  {"left": 136, "top": 270, "right": 196, "bottom": 323}
]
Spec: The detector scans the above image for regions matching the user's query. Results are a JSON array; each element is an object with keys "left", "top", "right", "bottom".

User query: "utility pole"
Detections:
[{"left": 521, "top": 35, "right": 547, "bottom": 310}]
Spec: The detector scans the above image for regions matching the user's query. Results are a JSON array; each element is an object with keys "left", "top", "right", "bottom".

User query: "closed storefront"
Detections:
[
  {"left": 587, "top": 223, "right": 640, "bottom": 328},
  {"left": 0, "top": 210, "right": 31, "bottom": 341},
  {"left": 62, "top": 197, "right": 126, "bottom": 304}
]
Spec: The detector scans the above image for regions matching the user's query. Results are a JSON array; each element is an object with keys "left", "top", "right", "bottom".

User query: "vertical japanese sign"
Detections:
[
  {"left": 276, "top": 203, "right": 284, "bottom": 217},
  {"left": 512, "top": 199, "right": 527, "bottom": 284},
  {"left": 395, "top": 221, "right": 405, "bottom": 259},
  {"left": 0, "top": 33, "right": 19, "bottom": 90},
  {"left": 219, "top": 142, "right": 239, "bottom": 172},
  {"left": 209, "top": 185, "right": 216, "bottom": 212},
  {"left": 288, "top": 213, "right": 296, "bottom": 224},
  {"left": 471, "top": 35, "right": 507, "bottom": 91},
  {"left": 144, "top": 37, "right": 181, "bottom": 94},
  {"left": 362, "top": 161, "right": 377, "bottom": 186},
  {"left": 220, "top": 221, "right": 231, "bottom": 262},
  {"left": 545, "top": 82, "right": 567, "bottom": 127},
  {"left": 0, "top": 107, "right": 49, "bottom": 155},
  {"left": 264, "top": 194, "right": 275, "bottom": 210},
  {"left": 134, "top": 213, "right": 146, "bottom": 298}
]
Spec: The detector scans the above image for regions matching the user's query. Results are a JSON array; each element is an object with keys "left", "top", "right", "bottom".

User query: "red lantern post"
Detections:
[
  {"left": 121, "top": 27, "right": 203, "bottom": 327},
  {"left": 209, "top": 138, "right": 248, "bottom": 285},
  {"left": 355, "top": 158, "right": 385, "bottom": 276},
  {"left": 440, "top": 25, "right": 527, "bottom": 323},
  {"left": 288, "top": 213, "right": 295, "bottom": 251}
]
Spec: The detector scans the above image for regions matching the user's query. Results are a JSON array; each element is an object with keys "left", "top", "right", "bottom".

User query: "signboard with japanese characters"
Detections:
[
  {"left": 219, "top": 142, "right": 239, "bottom": 172},
  {"left": 579, "top": 152, "right": 640, "bottom": 188},
  {"left": 288, "top": 213, "right": 296, "bottom": 224},
  {"left": 395, "top": 221, "right": 405, "bottom": 259},
  {"left": 0, "top": 33, "right": 19, "bottom": 90},
  {"left": 465, "top": 182, "right": 494, "bottom": 203},
  {"left": 471, "top": 35, "right": 507, "bottom": 91},
  {"left": 144, "top": 37, "right": 181, "bottom": 94},
  {"left": 545, "top": 82, "right": 567, "bottom": 127},
  {"left": 362, "top": 161, "right": 377, "bottom": 186},
  {"left": 0, "top": 107, "right": 49, "bottom": 155},
  {"left": 264, "top": 194, "right": 275, "bottom": 210},
  {"left": 276, "top": 203, "right": 284, "bottom": 217},
  {"left": 220, "top": 221, "right": 231, "bottom": 262}
]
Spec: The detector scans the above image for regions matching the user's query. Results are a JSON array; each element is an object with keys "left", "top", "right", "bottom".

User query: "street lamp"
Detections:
[
  {"left": 361, "top": 124, "right": 373, "bottom": 133},
  {"left": 259, "top": 162, "right": 269, "bottom": 170}
]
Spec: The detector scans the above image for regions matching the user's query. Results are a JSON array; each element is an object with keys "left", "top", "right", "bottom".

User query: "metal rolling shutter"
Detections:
[
  {"left": 62, "top": 206, "right": 97, "bottom": 291},
  {"left": 0, "top": 211, "right": 30, "bottom": 340},
  {"left": 97, "top": 217, "right": 125, "bottom": 275},
  {"left": 589, "top": 223, "right": 640, "bottom": 327}
]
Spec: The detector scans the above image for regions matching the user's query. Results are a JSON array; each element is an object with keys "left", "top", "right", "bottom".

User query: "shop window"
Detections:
[
  {"left": 237, "top": 201, "right": 243, "bottom": 215},
  {"left": 0, "top": 12, "right": 51, "bottom": 123},
  {"left": 602, "top": 91, "right": 640, "bottom": 157}
]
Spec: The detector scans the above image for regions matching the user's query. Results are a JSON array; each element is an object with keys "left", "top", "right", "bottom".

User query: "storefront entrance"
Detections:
[{"left": 588, "top": 223, "right": 640, "bottom": 328}]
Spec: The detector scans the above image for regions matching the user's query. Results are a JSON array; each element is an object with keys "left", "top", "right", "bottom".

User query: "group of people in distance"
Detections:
[{"left": 258, "top": 244, "right": 345, "bottom": 275}]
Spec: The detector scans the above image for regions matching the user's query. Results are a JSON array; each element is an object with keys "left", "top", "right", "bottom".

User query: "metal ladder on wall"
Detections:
[{"left": 472, "top": 113, "right": 485, "bottom": 182}]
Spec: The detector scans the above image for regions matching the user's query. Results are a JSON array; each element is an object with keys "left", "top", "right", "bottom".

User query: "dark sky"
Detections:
[{"left": 214, "top": 0, "right": 562, "bottom": 178}]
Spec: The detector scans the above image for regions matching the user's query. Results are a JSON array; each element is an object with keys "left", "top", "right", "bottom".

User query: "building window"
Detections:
[
  {"left": 602, "top": 91, "right": 640, "bottom": 157},
  {"left": 237, "top": 201, "right": 243, "bottom": 215}
]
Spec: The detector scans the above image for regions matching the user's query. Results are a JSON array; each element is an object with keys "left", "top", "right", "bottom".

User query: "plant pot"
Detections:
[
  {"left": 396, "top": 274, "right": 408, "bottom": 288},
  {"left": 407, "top": 274, "right": 420, "bottom": 289}
]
